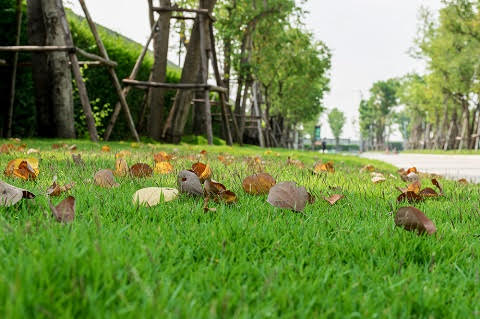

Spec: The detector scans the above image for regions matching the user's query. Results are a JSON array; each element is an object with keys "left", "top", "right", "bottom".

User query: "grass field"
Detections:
[{"left": 1, "top": 139, "right": 479, "bottom": 318}]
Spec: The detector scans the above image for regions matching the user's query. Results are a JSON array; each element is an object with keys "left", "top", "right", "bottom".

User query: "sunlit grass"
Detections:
[{"left": 0, "top": 139, "right": 479, "bottom": 318}]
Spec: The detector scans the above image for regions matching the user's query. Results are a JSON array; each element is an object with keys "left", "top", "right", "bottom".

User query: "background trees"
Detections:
[{"left": 328, "top": 108, "right": 345, "bottom": 150}]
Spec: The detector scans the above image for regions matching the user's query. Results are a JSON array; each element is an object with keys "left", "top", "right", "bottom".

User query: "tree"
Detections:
[{"left": 328, "top": 108, "right": 345, "bottom": 150}]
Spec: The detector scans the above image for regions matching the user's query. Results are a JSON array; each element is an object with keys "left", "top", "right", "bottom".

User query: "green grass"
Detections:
[{"left": 1, "top": 139, "right": 479, "bottom": 318}]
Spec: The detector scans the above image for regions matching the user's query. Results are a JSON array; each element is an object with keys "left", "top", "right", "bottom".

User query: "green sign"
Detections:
[{"left": 314, "top": 125, "right": 321, "bottom": 141}]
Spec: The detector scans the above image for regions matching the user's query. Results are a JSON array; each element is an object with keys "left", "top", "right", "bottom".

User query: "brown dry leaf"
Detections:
[
  {"left": 246, "top": 156, "right": 264, "bottom": 172},
  {"left": 217, "top": 155, "right": 234, "bottom": 166},
  {"left": 0, "top": 180, "right": 35, "bottom": 206},
  {"left": 406, "top": 167, "right": 418, "bottom": 175},
  {"left": 72, "top": 153, "right": 85, "bottom": 166},
  {"left": 204, "top": 179, "right": 227, "bottom": 195},
  {"left": 220, "top": 190, "right": 237, "bottom": 204},
  {"left": 94, "top": 169, "right": 119, "bottom": 188},
  {"left": 397, "top": 191, "right": 423, "bottom": 203},
  {"left": 130, "top": 163, "right": 153, "bottom": 178},
  {"left": 153, "top": 151, "right": 173, "bottom": 162},
  {"left": 200, "top": 149, "right": 207, "bottom": 156},
  {"left": 407, "top": 181, "right": 422, "bottom": 194},
  {"left": 287, "top": 157, "right": 305, "bottom": 168},
  {"left": 394, "top": 206, "right": 436, "bottom": 235},
  {"left": 154, "top": 161, "right": 174, "bottom": 174},
  {"left": 52, "top": 143, "right": 66, "bottom": 150},
  {"left": 115, "top": 158, "right": 129, "bottom": 177},
  {"left": 314, "top": 161, "right": 335, "bottom": 173},
  {"left": 432, "top": 178, "right": 443, "bottom": 195},
  {"left": 5, "top": 158, "right": 39, "bottom": 180},
  {"left": 68, "top": 144, "right": 77, "bottom": 151},
  {"left": 242, "top": 173, "right": 276, "bottom": 195},
  {"left": 177, "top": 170, "right": 203, "bottom": 196},
  {"left": 419, "top": 187, "right": 438, "bottom": 198},
  {"left": 115, "top": 150, "right": 131, "bottom": 159},
  {"left": 458, "top": 178, "right": 469, "bottom": 185},
  {"left": 371, "top": 175, "right": 386, "bottom": 184},
  {"left": 46, "top": 176, "right": 75, "bottom": 196},
  {"left": 360, "top": 164, "right": 375, "bottom": 172},
  {"left": 49, "top": 196, "right": 75, "bottom": 223},
  {"left": 0, "top": 144, "right": 15, "bottom": 154},
  {"left": 26, "top": 148, "right": 40, "bottom": 155},
  {"left": 324, "top": 194, "right": 344, "bottom": 206},
  {"left": 132, "top": 187, "right": 178, "bottom": 206},
  {"left": 101, "top": 145, "right": 111, "bottom": 152},
  {"left": 267, "top": 181, "right": 309, "bottom": 212},
  {"left": 192, "top": 162, "right": 212, "bottom": 183}
]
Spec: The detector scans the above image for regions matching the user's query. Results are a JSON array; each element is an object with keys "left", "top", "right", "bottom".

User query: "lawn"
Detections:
[{"left": 0, "top": 139, "right": 479, "bottom": 318}]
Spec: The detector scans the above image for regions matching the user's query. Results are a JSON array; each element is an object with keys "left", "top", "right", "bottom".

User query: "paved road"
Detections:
[{"left": 361, "top": 153, "right": 480, "bottom": 183}]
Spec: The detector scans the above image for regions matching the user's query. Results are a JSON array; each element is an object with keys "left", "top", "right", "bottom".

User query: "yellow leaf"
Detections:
[
  {"left": 154, "top": 161, "right": 174, "bottom": 174},
  {"left": 115, "top": 150, "right": 132, "bottom": 159},
  {"left": 4, "top": 158, "right": 39, "bottom": 180}
]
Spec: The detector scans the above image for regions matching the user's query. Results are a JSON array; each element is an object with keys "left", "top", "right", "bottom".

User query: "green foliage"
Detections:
[
  {"left": 328, "top": 108, "right": 346, "bottom": 144},
  {"left": 181, "top": 134, "right": 226, "bottom": 146}
]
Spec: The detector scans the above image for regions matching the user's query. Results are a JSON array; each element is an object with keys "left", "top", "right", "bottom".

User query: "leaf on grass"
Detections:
[
  {"left": 46, "top": 176, "right": 75, "bottom": 196},
  {"left": 115, "top": 150, "right": 132, "bottom": 159},
  {"left": 192, "top": 162, "right": 212, "bottom": 183},
  {"left": 26, "top": 148, "right": 40, "bottom": 155},
  {"left": 0, "top": 180, "right": 35, "bottom": 206},
  {"left": 177, "top": 170, "right": 203, "bottom": 196},
  {"left": 287, "top": 157, "right": 305, "bottom": 168},
  {"left": 217, "top": 155, "right": 234, "bottom": 166},
  {"left": 72, "top": 153, "right": 85, "bottom": 167},
  {"left": 242, "top": 173, "right": 276, "bottom": 195},
  {"left": 220, "top": 190, "right": 237, "bottom": 204},
  {"left": 200, "top": 150, "right": 207, "bottom": 156},
  {"left": 397, "top": 191, "right": 423, "bottom": 203},
  {"left": 0, "top": 144, "right": 15, "bottom": 154},
  {"left": 94, "top": 169, "right": 119, "bottom": 188},
  {"left": 204, "top": 179, "right": 227, "bottom": 195},
  {"left": 407, "top": 181, "right": 422, "bottom": 194},
  {"left": 267, "top": 181, "right": 309, "bottom": 212},
  {"left": 132, "top": 187, "right": 178, "bottom": 207},
  {"left": 5, "top": 158, "right": 39, "bottom": 180},
  {"left": 406, "top": 172, "right": 419, "bottom": 182},
  {"left": 101, "top": 145, "right": 111, "bottom": 152},
  {"left": 154, "top": 161, "right": 174, "bottom": 174},
  {"left": 49, "top": 196, "right": 75, "bottom": 223},
  {"left": 314, "top": 161, "right": 334, "bottom": 173},
  {"left": 114, "top": 158, "right": 129, "bottom": 177},
  {"left": 153, "top": 151, "right": 173, "bottom": 162},
  {"left": 394, "top": 206, "right": 436, "bottom": 235},
  {"left": 458, "top": 178, "right": 469, "bottom": 185},
  {"left": 324, "top": 194, "right": 344, "bottom": 206},
  {"left": 432, "top": 178, "right": 443, "bottom": 195},
  {"left": 419, "top": 187, "right": 438, "bottom": 198},
  {"left": 406, "top": 167, "right": 418, "bottom": 175},
  {"left": 129, "top": 163, "right": 153, "bottom": 178},
  {"left": 360, "top": 164, "right": 375, "bottom": 172},
  {"left": 371, "top": 175, "right": 386, "bottom": 184}
]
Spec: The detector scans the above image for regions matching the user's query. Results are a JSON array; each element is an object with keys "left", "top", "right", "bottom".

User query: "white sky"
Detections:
[{"left": 66, "top": 0, "right": 443, "bottom": 141}]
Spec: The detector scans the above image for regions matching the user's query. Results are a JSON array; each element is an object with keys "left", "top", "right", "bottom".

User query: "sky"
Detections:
[{"left": 66, "top": 0, "right": 443, "bottom": 141}]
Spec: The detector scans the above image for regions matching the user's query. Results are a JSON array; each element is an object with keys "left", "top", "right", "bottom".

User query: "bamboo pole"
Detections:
[
  {"left": 0, "top": 45, "right": 74, "bottom": 52},
  {"left": 198, "top": 6, "right": 213, "bottom": 145},
  {"left": 75, "top": 47, "right": 117, "bottom": 67},
  {"left": 78, "top": 0, "right": 139, "bottom": 142},
  {"left": 6, "top": 0, "right": 22, "bottom": 138},
  {"left": 58, "top": 0, "right": 98, "bottom": 141}
]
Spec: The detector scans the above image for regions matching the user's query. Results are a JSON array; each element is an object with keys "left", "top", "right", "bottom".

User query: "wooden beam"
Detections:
[
  {"left": 151, "top": 6, "right": 215, "bottom": 21},
  {"left": 75, "top": 47, "right": 117, "bottom": 67},
  {"left": 124, "top": 79, "right": 208, "bottom": 89},
  {"left": 0, "top": 45, "right": 75, "bottom": 52}
]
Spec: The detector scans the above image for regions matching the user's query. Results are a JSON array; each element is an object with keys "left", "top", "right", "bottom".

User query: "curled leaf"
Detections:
[
  {"left": 130, "top": 163, "right": 153, "bottom": 178},
  {"left": 154, "top": 151, "right": 173, "bottom": 162},
  {"left": 457, "top": 178, "right": 468, "bottom": 185},
  {"left": 219, "top": 190, "right": 237, "bottom": 204},
  {"left": 432, "top": 178, "right": 443, "bottom": 195},
  {"left": 204, "top": 179, "right": 227, "bottom": 195},
  {"left": 287, "top": 157, "right": 305, "bottom": 168},
  {"left": 0, "top": 180, "right": 35, "bottom": 206},
  {"left": 46, "top": 176, "right": 75, "bottom": 196},
  {"left": 5, "top": 158, "right": 39, "bottom": 180},
  {"left": 394, "top": 206, "right": 436, "bottom": 235},
  {"left": 267, "top": 181, "right": 309, "bottom": 212},
  {"left": 94, "top": 169, "right": 119, "bottom": 188},
  {"left": 397, "top": 191, "right": 423, "bottom": 203},
  {"left": 192, "top": 162, "right": 212, "bottom": 183},
  {"left": 242, "top": 173, "right": 276, "bottom": 195},
  {"left": 49, "top": 196, "right": 75, "bottom": 223},
  {"left": 177, "top": 170, "right": 203, "bottom": 196},
  {"left": 360, "top": 164, "right": 375, "bottom": 172},
  {"left": 115, "top": 150, "right": 131, "bottom": 159},
  {"left": 154, "top": 161, "right": 174, "bottom": 174},
  {"left": 101, "top": 145, "right": 111, "bottom": 152},
  {"left": 132, "top": 187, "right": 179, "bottom": 207},
  {"left": 72, "top": 153, "right": 85, "bottom": 166},
  {"left": 114, "top": 158, "right": 129, "bottom": 177},
  {"left": 324, "top": 194, "right": 344, "bottom": 206},
  {"left": 407, "top": 181, "right": 421, "bottom": 194},
  {"left": 314, "top": 161, "right": 334, "bottom": 173},
  {"left": 419, "top": 187, "right": 438, "bottom": 198}
]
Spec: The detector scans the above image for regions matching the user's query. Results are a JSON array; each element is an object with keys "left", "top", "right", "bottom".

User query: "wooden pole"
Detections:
[
  {"left": 103, "top": 17, "right": 160, "bottom": 141},
  {"left": 198, "top": 5, "right": 213, "bottom": 145},
  {"left": 252, "top": 82, "right": 265, "bottom": 147},
  {"left": 75, "top": 47, "right": 117, "bottom": 67},
  {"left": 78, "top": 0, "right": 139, "bottom": 142},
  {"left": 58, "top": 0, "right": 98, "bottom": 141},
  {"left": 6, "top": 0, "right": 22, "bottom": 138},
  {"left": 0, "top": 45, "right": 74, "bottom": 52}
]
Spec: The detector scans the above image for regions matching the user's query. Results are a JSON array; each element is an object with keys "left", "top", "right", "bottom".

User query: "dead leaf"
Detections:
[
  {"left": 115, "top": 150, "right": 131, "bottom": 159},
  {"left": 132, "top": 187, "right": 178, "bottom": 206},
  {"left": 204, "top": 179, "right": 227, "bottom": 195},
  {"left": 0, "top": 180, "right": 35, "bottom": 206},
  {"left": 94, "top": 169, "right": 119, "bottom": 188},
  {"left": 68, "top": 144, "right": 77, "bottom": 151},
  {"left": 267, "top": 181, "right": 309, "bottom": 212},
  {"left": 397, "top": 191, "right": 423, "bottom": 203},
  {"left": 72, "top": 153, "right": 85, "bottom": 166},
  {"left": 242, "top": 173, "right": 276, "bottom": 195},
  {"left": 217, "top": 155, "right": 234, "bottom": 166},
  {"left": 101, "top": 145, "right": 111, "bottom": 152},
  {"left": 129, "top": 163, "right": 153, "bottom": 178},
  {"left": 154, "top": 161, "right": 174, "bottom": 174},
  {"left": 115, "top": 158, "right": 129, "bottom": 177},
  {"left": 458, "top": 178, "right": 469, "bottom": 185},
  {"left": 0, "top": 144, "right": 15, "bottom": 154},
  {"left": 394, "top": 206, "right": 436, "bottom": 235},
  {"left": 153, "top": 151, "right": 173, "bottom": 162},
  {"left": 5, "top": 158, "right": 39, "bottom": 180},
  {"left": 49, "top": 196, "right": 75, "bottom": 223},
  {"left": 46, "top": 176, "right": 75, "bottom": 196},
  {"left": 26, "top": 148, "right": 40, "bottom": 155},
  {"left": 200, "top": 150, "right": 207, "bottom": 156},
  {"left": 407, "top": 181, "right": 422, "bottom": 194},
  {"left": 287, "top": 157, "right": 305, "bottom": 168},
  {"left": 406, "top": 172, "right": 419, "bottom": 182},
  {"left": 432, "top": 178, "right": 443, "bottom": 195},
  {"left": 419, "top": 187, "right": 438, "bottom": 198},
  {"left": 177, "top": 170, "right": 203, "bottom": 196},
  {"left": 314, "top": 161, "right": 334, "bottom": 173},
  {"left": 192, "top": 162, "right": 212, "bottom": 183},
  {"left": 219, "top": 190, "right": 237, "bottom": 204},
  {"left": 324, "top": 194, "right": 344, "bottom": 206},
  {"left": 371, "top": 175, "right": 386, "bottom": 184},
  {"left": 406, "top": 167, "right": 418, "bottom": 175},
  {"left": 360, "top": 164, "right": 375, "bottom": 172}
]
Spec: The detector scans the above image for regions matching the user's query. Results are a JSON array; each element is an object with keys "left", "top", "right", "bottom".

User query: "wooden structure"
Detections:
[
  {"left": 0, "top": 0, "right": 140, "bottom": 142},
  {"left": 119, "top": 1, "right": 240, "bottom": 146}
]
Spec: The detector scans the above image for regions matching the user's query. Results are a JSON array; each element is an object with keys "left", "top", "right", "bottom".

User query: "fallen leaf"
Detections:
[
  {"left": 132, "top": 187, "right": 179, "bottom": 206},
  {"left": 52, "top": 143, "right": 66, "bottom": 149},
  {"left": 0, "top": 180, "right": 35, "bottom": 206},
  {"left": 153, "top": 151, "right": 173, "bottom": 162},
  {"left": 192, "top": 162, "right": 212, "bottom": 183},
  {"left": 371, "top": 176, "right": 386, "bottom": 184},
  {"left": 419, "top": 187, "right": 438, "bottom": 198},
  {"left": 407, "top": 181, "right": 422, "bottom": 194},
  {"left": 219, "top": 190, "right": 237, "bottom": 204},
  {"left": 115, "top": 150, "right": 131, "bottom": 159},
  {"left": 49, "top": 196, "right": 75, "bottom": 223},
  {"left": 360, "top": 164, "right": 375, "bottom": 172},
  {"left": 94, "top": 169, "right": 119, "bottom": 188},
  {"left": 204, "top": 179, "right": 227, "bottom": 195},
  {"left": 72, "top": 153, "right": 85, "bottom": 166},
  {"left": 242, "top": 173, "right": 276, "bottom": 195},
  {"left": 394, "top": 206, "right": 436, "bottom": 235},
  {"left": 397, "top": 191, "right": 423, "bottom": 203},
  {"left": 200, "top": 150, "right": 207, "bottom": 156},
  {"left": 267, "top": 181, "right": 309, "bottom": 212},
  {"left": 217, "top": 155, "right": 234, "bottom": 165},
  {"left": 177, "top": 170, "right": 203, "bottom": 196},
  {"left": 130, "top": 163, "right": 153, "bottom": 178},
  {"left": 458, "top": 178, "right": 469, "bottom": 185},
  {"left": 5, "top": 158, "right": 39, "bottom": 180},
  {"left": 314, "top": 161, "right": 334, "bottom": 173},
  {"left": 0, "top": 144, "right": 15, "bottom": 154},
  {"left": 114, "top": 158, "right": 129, "bottom": 177},
  {"left": 101, "top": 145, "right": 111, "bottom": 152},
  {"left": 406, "top": 172, "right": 419, "bottom": 182},
  {"left": 154, "top": 161, "right": 174, "bottom": 174},
  {"left": 432, "top": 178, "right": 443, "bottom": 195},
  {"left": 68, "top": 144, "right": 77, "bottom": 151},
  {"left": 26, "top": 148, "right": 40, "bottom": 155},
  {"left": 406, "top": 167, "right": 418, "bottom": 175},
  {"left": 324, "top": 194, "right": 344, "bottom": 206},
  {"left": 287, "top": 157, "right": 305, "bottom": 168},
  {"left": 46, "top": 176, "right": 75, "bottom": 196}
]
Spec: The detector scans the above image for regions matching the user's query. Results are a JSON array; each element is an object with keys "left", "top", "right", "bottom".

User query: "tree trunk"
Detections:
[
  {"left": 149, "top": 0, "right": 171, "bottom": 140},
  {"left": 27, "top": 0, "right": 55, "bottom": 137},
  {"left": 192, "top": 72, "right": 206, "bottom": 135},
  {"left": 42, "top": 0, "right": 75, "bottom": 138},
  {"left": 458, "top": 98, "right": 470, "bottom": 150},
  {"left": 163, "top": 0, "right": 216, "bottom": 143}
]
